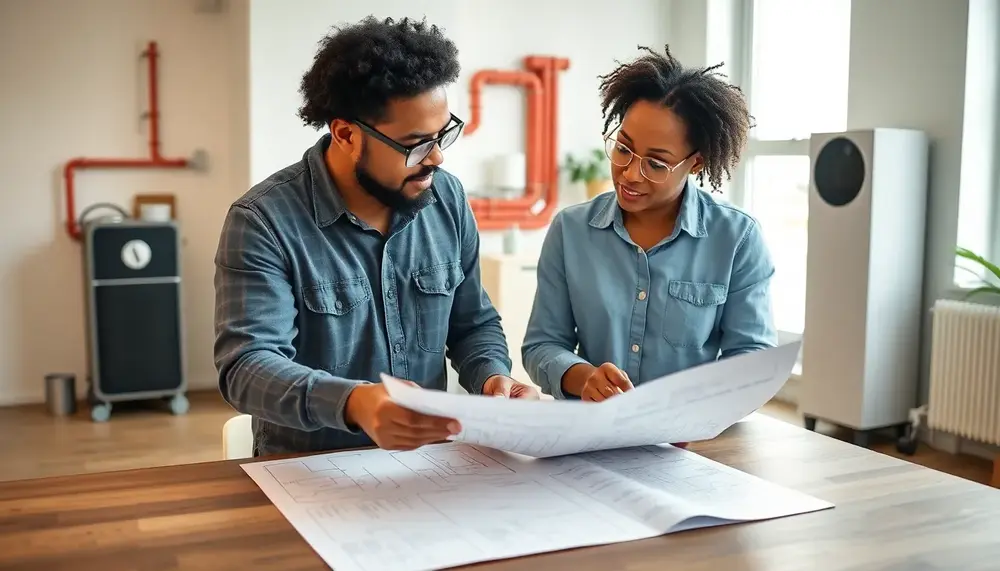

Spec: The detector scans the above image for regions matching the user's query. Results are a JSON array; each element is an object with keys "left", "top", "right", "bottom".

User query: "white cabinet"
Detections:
[
  {"left": 480, "top": 253, "right": 540, "bottom": 385},
  {"left": 444, "top": 252, "right": 542, "bottom": 394}
]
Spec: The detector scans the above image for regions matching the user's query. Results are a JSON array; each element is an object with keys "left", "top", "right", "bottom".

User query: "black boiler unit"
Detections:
[{"left": 82, "top": 218, "right": 188, "bottom": 422}]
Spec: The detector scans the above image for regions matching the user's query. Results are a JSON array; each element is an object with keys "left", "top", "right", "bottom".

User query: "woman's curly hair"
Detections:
[{"left": 598, "top": 44, "right": 753, "bottom": 191}]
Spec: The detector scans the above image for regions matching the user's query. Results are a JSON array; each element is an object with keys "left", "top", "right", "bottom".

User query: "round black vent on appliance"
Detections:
[{"left": 814, "top": 136, "right": 866, "bottom": 207}]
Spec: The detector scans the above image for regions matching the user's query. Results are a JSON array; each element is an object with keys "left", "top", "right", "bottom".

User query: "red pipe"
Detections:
[
  {"left": 471, "top": 58, "right": 552, "bottom": 228},
  {"left": 471, "top": 56, "right": 570, "bottom": 230},
  {"left": 63, "top": 41, "right": 190, "bottom": 241},
  {"left": 467, "top": 59, "right": 549, "bottom": 216},
  {"left": 465, "top": 69, "right": 545, "bottom": 214},
  {"left": 148, "top": 40, "right": 162, "bottom": 160}
]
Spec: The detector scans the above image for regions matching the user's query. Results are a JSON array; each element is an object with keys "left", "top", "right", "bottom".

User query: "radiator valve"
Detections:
[{"left": 896, "top": 404, "right": 928, "bottom": 456}]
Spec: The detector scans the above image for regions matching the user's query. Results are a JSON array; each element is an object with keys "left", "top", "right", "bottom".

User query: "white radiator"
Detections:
[{"left": 927, "top": 299, "right": 1000, "bottom": 445}]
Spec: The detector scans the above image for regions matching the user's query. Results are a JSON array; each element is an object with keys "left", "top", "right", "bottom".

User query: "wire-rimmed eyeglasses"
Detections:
[
  {"left": 604, "top": 134, "right": 697, "bottom": 184},
  {"left": 356, "top": 114, "right": 465, "bottom": 168}
]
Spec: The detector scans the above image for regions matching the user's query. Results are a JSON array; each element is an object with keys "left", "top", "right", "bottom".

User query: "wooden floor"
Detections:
[
  {"left": 1, "top": 391, "right": 994, "bottom": 485},
  {"left": 2, "top": 392, "right": 230, "bottom": 482}
]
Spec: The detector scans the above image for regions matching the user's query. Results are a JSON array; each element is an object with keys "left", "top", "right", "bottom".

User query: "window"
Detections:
[
  {"left": 729, "top": 0, "right": 852, "bottom": 338},
  {"left": 747, "top": 156, "right": 810, "bottom": 335},
  {"left": 955, "top": 0, "right": 1000, "bottom": 285},
  {"left": 746, "top": 0, "right": 852, "bottom": 142}
]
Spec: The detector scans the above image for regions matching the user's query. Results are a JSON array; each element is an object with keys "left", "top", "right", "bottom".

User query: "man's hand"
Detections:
[
  {"left": 482, "top": 375, "right": 541, "bottom": 399},
  {"left": 581, "top": 362, "right": 634, "bottom": 402},
  {"left": 344, "top": 383, "right": 460, "bottom": 451}
]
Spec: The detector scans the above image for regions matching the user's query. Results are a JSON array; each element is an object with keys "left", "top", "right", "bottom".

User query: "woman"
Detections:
[{"left": 522, "top": 45, "right": 777, "bottom": 403}]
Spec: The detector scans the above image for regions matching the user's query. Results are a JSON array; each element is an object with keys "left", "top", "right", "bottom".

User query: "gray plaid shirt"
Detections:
[{"left": 213, "top": 134, "right": 512, "bottom": 456}]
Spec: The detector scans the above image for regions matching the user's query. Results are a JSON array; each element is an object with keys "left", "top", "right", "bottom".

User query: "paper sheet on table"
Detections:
[
  {"left": 382, "top": 341, "right": 802, "bottom": 458},
  {"left": 242, "top": 441, "right": 833, "bottom": 571}
]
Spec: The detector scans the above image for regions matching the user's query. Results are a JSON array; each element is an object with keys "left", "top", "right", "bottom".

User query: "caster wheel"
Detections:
[
  {"left": 169, "top": 394, "right": 189, "bottom": 415},
  {"left": 852, "top": 430, "right": 871, "bottom": 448},
  {"left": 896, "top": 436, "right": 918, "bottom": 455},
  {"left": 91, "top": 403, "right": 112, "bottom": 423},
  {"left": 895, "top": 424, "right": 909, "bottom": 439}
]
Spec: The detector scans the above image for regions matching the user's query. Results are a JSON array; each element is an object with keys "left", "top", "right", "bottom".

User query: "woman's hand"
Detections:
[{"left": 581, "top": 362, "right": 634, "bottom": 402}]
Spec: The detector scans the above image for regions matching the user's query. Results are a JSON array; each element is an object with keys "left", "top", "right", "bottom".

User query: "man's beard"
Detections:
[{"left": 355, "top": 153, "right": 436, "bottom": 211}]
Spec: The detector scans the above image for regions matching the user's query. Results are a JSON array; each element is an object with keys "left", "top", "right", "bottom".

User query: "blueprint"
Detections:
[
  {"left": 382, "top": 341, "right": 803, "bottom": 458},
  {"left": 243, "top": 441, "right": 833, "bottom": 571}
]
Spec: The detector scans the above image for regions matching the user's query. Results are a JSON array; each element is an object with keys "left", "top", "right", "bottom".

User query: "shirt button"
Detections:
[
  {"left": 637, "top": 291, "right": 647, "bottom": 300},
  {"left": 394, "top": 343, "right": 402, "bottom": 353},
  {"left": 387, "top": 289, "right": 394, "bottom": 299},
  {"left": 334, "top": 300, "right": 343, "bottom": 310},
  {"left": 444, "top": 279, "right": 451, "bottom": 289},
  {"left": 631, "top": 344, "right": 640, "bottom": 353}
]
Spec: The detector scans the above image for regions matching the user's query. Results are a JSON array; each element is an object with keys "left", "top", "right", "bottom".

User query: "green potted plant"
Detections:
[
  {"left": 956, "top": 246, "right": 1000, "bottom": 301},
  {"left": 564, "top": 148, "right": 612, "bottom": 200}
]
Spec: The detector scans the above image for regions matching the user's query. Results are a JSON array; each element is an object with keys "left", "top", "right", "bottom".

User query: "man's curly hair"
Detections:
[
  {"left": 297, "top": 16, "right": 460, "bottom": 128},
  {"left": 598, "top": 44, "right": 753, "bottom": 192}
]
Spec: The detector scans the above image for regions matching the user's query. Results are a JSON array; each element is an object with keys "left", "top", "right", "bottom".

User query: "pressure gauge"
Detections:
[{"left": 121, "top": 239, "right": 152, "bottom": 270}]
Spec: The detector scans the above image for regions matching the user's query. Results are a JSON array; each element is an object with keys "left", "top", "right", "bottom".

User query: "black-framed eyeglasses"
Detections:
[
  {"left": 604, "top": 134, "right": 697, "bottom": 184},
  {"left": 356, "top": 114, "right": 465, "bottom": 168}
]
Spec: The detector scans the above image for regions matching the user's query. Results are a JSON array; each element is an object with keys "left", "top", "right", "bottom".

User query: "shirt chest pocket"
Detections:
[
  {"left": 301, "top": 277, "right": 372, "bottom": 369},
  {"left": 662, "top": 280, "right": 728, "bottom": 349},
  {"left": 412, "top": 261, "right": 464, "bottom": 353}
]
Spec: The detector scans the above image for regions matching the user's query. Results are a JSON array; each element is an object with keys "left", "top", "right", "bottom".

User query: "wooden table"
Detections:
[{"left": 2, "top": 414, "right": 998, "bottom": 571}]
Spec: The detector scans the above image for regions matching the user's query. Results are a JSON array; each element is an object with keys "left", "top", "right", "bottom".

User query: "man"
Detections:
[{"left": 213, "top": 16, "right": 539, "bottom": 457}]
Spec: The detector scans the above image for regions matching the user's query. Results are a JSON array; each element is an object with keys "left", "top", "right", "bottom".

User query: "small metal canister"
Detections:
[{"left": 44, "top": 373, "right": 77, "bottom": 416}]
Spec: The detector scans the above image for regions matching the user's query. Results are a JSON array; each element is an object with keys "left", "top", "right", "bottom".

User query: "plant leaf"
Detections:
[
  {"left": 562, "top": 148, "right": 611, "bottom": 183},
  {"left": 962, "top": 285, "right": 1000, "bottom": 301},
  {"left": 956, "top": 246, "right": 1000, "bottom": 283}
]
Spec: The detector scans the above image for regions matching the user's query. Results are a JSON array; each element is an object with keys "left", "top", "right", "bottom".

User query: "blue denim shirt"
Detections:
[
  {"left": 522, "top": 182, "right": 777, "bottom": 399},
  {"left": 214, "top": 135, "right": 512, "bottom": 455}
]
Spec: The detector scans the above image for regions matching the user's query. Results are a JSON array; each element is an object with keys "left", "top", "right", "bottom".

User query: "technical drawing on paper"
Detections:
[
  {"left": 619, "top": 456, "right": 745, "bottom": 499},
  {"left": 394, "top": 443, "right": 515, "bottom": 487},
  {"left": 243, "top": 440, "right": 833, "bottom": 571},
  {"left": 578, "top": 446, "right": 745, "bottom": 501},
  {"left": 296, "top": 461, "right": 657, "bottom": 571},
  {"left": 262, "top": 443, "right": 515, "bottom": 503},
  {"left": 453, "top": 425, "right": 569, "bottom": 458},
  {"left": 580, "top": 445, "right": 672, "bottom": 467},
  {"left": 263, "top": 454, "right": 401, "bottom": 503}
]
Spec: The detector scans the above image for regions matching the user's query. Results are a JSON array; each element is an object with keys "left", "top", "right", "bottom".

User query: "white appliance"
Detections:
[{"left": 798, "top": 128, "right": 929, "bottom": 447}]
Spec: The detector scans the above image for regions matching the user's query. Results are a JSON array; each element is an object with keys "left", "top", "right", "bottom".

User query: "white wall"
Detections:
[
  {"left": 844, "top": 0, "right": 971, "bottom": 406},
  {"left": 249, "top": 0, "right": 672, "bottom": 254},
  {"left": 0, "top": 0, "right": 250, "bottom": 405}
]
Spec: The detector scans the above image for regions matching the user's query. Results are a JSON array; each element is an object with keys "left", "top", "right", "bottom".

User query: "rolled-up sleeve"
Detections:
[
  {"left": 213, "top": 205, "right": 365, "bottom": 432},
  {"left": 521, "top": 213, "right": 588, "bottom": 399},
  {"left": 719, "top": 220, "right": 779, "bottom": 358},
  {"left": 444, "top": 193, "right": 512, "bottom": 395}
]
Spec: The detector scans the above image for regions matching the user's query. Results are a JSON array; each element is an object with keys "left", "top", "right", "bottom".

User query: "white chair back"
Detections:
[{"left": 222, "top": 414, "right": 254, "bottom": 460}]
